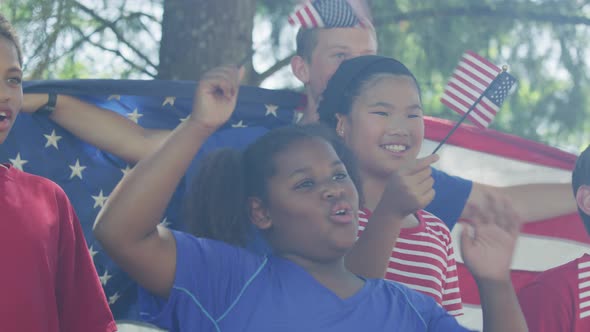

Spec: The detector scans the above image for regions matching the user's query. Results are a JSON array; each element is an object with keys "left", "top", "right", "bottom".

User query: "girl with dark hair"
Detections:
[
  {"left": 316, "top": 55, "right": 523, "bottom": 316},
  {"left": 94, "top": 64, "right": 526, "bottom": 331}
]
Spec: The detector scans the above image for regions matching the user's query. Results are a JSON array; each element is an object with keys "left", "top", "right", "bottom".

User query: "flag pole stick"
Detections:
[{"left": 431, "top": 65, "right": 508, "bottom": 155}]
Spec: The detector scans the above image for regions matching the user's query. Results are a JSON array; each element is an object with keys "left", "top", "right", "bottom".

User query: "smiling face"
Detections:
[
  {"left": 258, "top": 137, "right": 360, "bottom": 263},
  {"left": 0, "top": 36, "right": 23, "bottom": 144},
  {"left": 339, "top": 74, "right": 424, "bottom": 179}
]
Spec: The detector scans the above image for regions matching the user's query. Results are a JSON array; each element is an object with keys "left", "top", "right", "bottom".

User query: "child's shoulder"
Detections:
[
  {"left": 372, "top": 278, "right": 440, "bottom": 309},
  {"left": 529, "top": 253, "right": 590, "bottom": 287},
  {"left": 418, "top": 209, "right": 452, "bottom": 231},
  {"left": 6, "top": 165, "right": 66, "bottom": 196}
]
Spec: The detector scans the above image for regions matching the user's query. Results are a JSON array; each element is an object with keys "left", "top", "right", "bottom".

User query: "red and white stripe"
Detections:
[
  {"left": 579, "top": 256, "right": 590, "bottom": 319},
  {"left": 287, "top": 1, "right": 325, "bottom": 28},
  {"left": 358, "top": 209, "right": 463, "bottom": 316},
  {"left": 420, "top": 116, "right": 584, "bottom": 330},
  {"left": 441, "top": 51, "right": 502, "bottom": 128}
]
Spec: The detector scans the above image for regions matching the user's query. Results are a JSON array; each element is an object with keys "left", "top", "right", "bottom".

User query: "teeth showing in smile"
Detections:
[
  {"left": 0, "top": 111, "right": 7, "bottom": 121},
  {"left": 335, "top": 209, "right": 347, "bottom": 215},
  {"left": 384, "top": 144, "right": 407, "bottom": 152}
]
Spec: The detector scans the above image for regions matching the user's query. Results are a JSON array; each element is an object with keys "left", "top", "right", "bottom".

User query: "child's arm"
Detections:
[
  {"left": 441, "top": 242, "right": 463, "bottom": 316},
  {"left": 345, "top": 154, "right": 438, "bottom": 278},
  {"left": 466, "top": 182, "right": 576, "bottom": 224},
  {"left": 93, "top": 66, "right": 241, "bottom": 298},
  {"left": 22, "top": 93, "right": 169, "bottom": 164},
  {"left": 460, "top": 206, "right": 528, "bottom": 332}
]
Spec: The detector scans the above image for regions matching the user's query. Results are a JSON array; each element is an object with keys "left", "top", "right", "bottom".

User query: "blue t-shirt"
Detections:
[
  {"left": 139, "top": 231, "right": 472, "bottom": 332},
  {"left": 428, "top": 167, "right": 472, "bottom": 229},
  {"left": 184, "top": 126, "right": 473, "bottom": 230}
]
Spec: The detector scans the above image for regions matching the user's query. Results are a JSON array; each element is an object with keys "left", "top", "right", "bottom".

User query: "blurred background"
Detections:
[{"left": 2, "top": 0, "right": 588, "bottom": 151}]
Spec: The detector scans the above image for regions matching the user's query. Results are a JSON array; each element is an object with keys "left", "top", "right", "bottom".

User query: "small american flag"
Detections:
[
  {"left": 441, "top": 50, "right": 517, "bottom": 129},
  {"left": 288, "top": 0, "right": 361, "bottom": 28}
]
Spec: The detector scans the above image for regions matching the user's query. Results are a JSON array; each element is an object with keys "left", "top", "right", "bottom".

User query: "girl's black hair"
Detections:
[
  {"left": 183, "top": 124, "right": 363, "bottom": 247},
  {"left": 317, "top": 55, "right": 421, "bottom": 129}
]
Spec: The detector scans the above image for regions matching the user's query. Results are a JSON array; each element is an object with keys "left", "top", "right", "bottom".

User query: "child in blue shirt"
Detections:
[{"left": 93, "top": 65, "right": 527, "bottom": 332}]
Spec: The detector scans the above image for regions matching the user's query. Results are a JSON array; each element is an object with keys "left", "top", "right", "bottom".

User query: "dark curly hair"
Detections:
[{"left": 183, "top": 124, "right": 364, "bottom": 247}]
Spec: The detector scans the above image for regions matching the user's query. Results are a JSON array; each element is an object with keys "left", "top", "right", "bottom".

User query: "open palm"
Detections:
[{"left": 460, "top": 209, "right": 521, "bottom": 282}]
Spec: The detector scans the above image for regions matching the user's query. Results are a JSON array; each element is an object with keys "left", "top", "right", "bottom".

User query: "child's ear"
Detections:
[
  {"left": 249, "top": 197, "right": 272, "bottom": 230},
  {"left": 291, "top": 55, "right": 310, "bottom": 85},
  {"left": 576, "top": 185, "right": 590, "bottom": 216}
]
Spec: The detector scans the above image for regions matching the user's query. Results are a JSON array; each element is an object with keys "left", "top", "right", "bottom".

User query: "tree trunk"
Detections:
[{"left": 158, "top": 0, "right": 257, "bottom": 80}]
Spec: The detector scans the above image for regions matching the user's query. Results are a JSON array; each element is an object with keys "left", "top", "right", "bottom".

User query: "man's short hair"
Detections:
[
  {"left": 295, "top": 28, "right": 319, "bottom": 62},
  {"left": 573, "top": 145, "right": 590, "bottom": 232}
]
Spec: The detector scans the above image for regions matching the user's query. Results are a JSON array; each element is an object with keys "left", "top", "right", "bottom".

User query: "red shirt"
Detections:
[
  {"left": 0, "top": 164, "right": 116, "bottom": 332},
  {"left": 518, "top": 253, "right": 590, "bottom": 332},
  {"left": 358, "top": 209, "right": 463, "bottom": 316}
]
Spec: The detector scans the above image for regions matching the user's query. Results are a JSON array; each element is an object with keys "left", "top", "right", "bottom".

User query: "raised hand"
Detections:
[
  {"left": 460, "top": 203, "right": 521, "bottom": 282},
  {"left": 378, "top": 154, "right": 439, "bottom": 219},
  {"left": 189, "top": 65, "right": 242, "bottom": 131}
]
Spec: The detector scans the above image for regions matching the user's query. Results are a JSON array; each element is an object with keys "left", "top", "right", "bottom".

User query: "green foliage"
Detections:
[
  {"left": 1, "top": 0, "right": 587, "bottom": 150},
  {"left": 1, "top": 0, "right": 160, "bottom": 79},
  {"left": 370, "top": 0, "right": 589, "bottom": 150}
]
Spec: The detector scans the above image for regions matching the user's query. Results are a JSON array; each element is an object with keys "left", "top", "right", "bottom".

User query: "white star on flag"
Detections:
[
  {"left": 293, "top": 112, "right": 304, "bottom": 124},
  {"left": 99, "top": 269, "right": 112, "bottom": 286},
  {"left": 69, "top": 159, "right": 87, "bottom": 179},
  {"left": 92, "top": 190, "right": 109, "bottom": 209},
  {"left": 121, "top": 165, "right": 132, "bottom": 177},
  {"left": 160, "top": 217, "right": 171, "bottom": 228},
  {"left": 108, "top": 292, "right": 121, "bottom": 305},
  {"left": 44, "top": 129, "right": 62, "bottom": 149},
  {"left": 9, "top": 153, "right": 28, "bottom": 171},
  {"left": 127, "top": 108, "right": 144, "bottom": 123},
  {"left": 162, "top": 96, "right": 176, "bottom": 106},
  {"left": 232, "top": 120, "right": 247, "bottom": 128},
  {"left": 88, "top": 245, "right": 98, "bottom": 262},
  {"left": 265, "top": 104, "right": 278, "bottom": 117}
]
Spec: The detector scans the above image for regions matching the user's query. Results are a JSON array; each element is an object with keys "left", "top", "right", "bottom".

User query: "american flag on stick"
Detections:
[
  {"left": 440, "top": 50, "right": 517, "bottom": 129},
  {"left": 288, "top": 0, "right": 364, "bottom": 28}
]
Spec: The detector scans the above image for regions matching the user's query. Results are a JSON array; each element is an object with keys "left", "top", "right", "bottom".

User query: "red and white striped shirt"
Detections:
[
  {"left": 358, "top": 208, "right": 463, "bottom": 316},
  {"left": 518, "top": 253, "right": 590, "bottom": 331}
]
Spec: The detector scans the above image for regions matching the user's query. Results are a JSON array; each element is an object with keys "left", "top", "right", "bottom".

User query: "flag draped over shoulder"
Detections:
[
  {"left": 421, "top": 117, "right": 585, "bottom": 330},
  {"left": 441, "top": 51, "right": 517, "bottom": 128},
  {"left": 0, "top": 80, "right": 301, "bottom": 321}
]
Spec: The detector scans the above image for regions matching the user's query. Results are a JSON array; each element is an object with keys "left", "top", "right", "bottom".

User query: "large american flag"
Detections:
[
  {"left": 421, "top": 117, "right": 585, "bottom": 330},
  {"left": 441, "top": 51, "right": 517, "bottom": 129},
  {"left": 0, "top": 80, "right": 300, "bottom": 323},
  {"left": 1, "top": 80, "right": 583, "bottom": 331}
]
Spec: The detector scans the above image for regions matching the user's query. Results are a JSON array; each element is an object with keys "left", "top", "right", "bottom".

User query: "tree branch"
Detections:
[
  {"left": 84, "top": 37, "right": 157, "bottom": 78},
  {"left": 250, "top": 52, "right": 295, "bottom": 86},
  {"left": 73, "top": 1, "right": 159, "bottom": 71},
  {"left": 374, "top": 5, "right": 590, "bottom": 27},
  {"left": 65, "top": 25, "right": 109, "bottom": 58}
]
